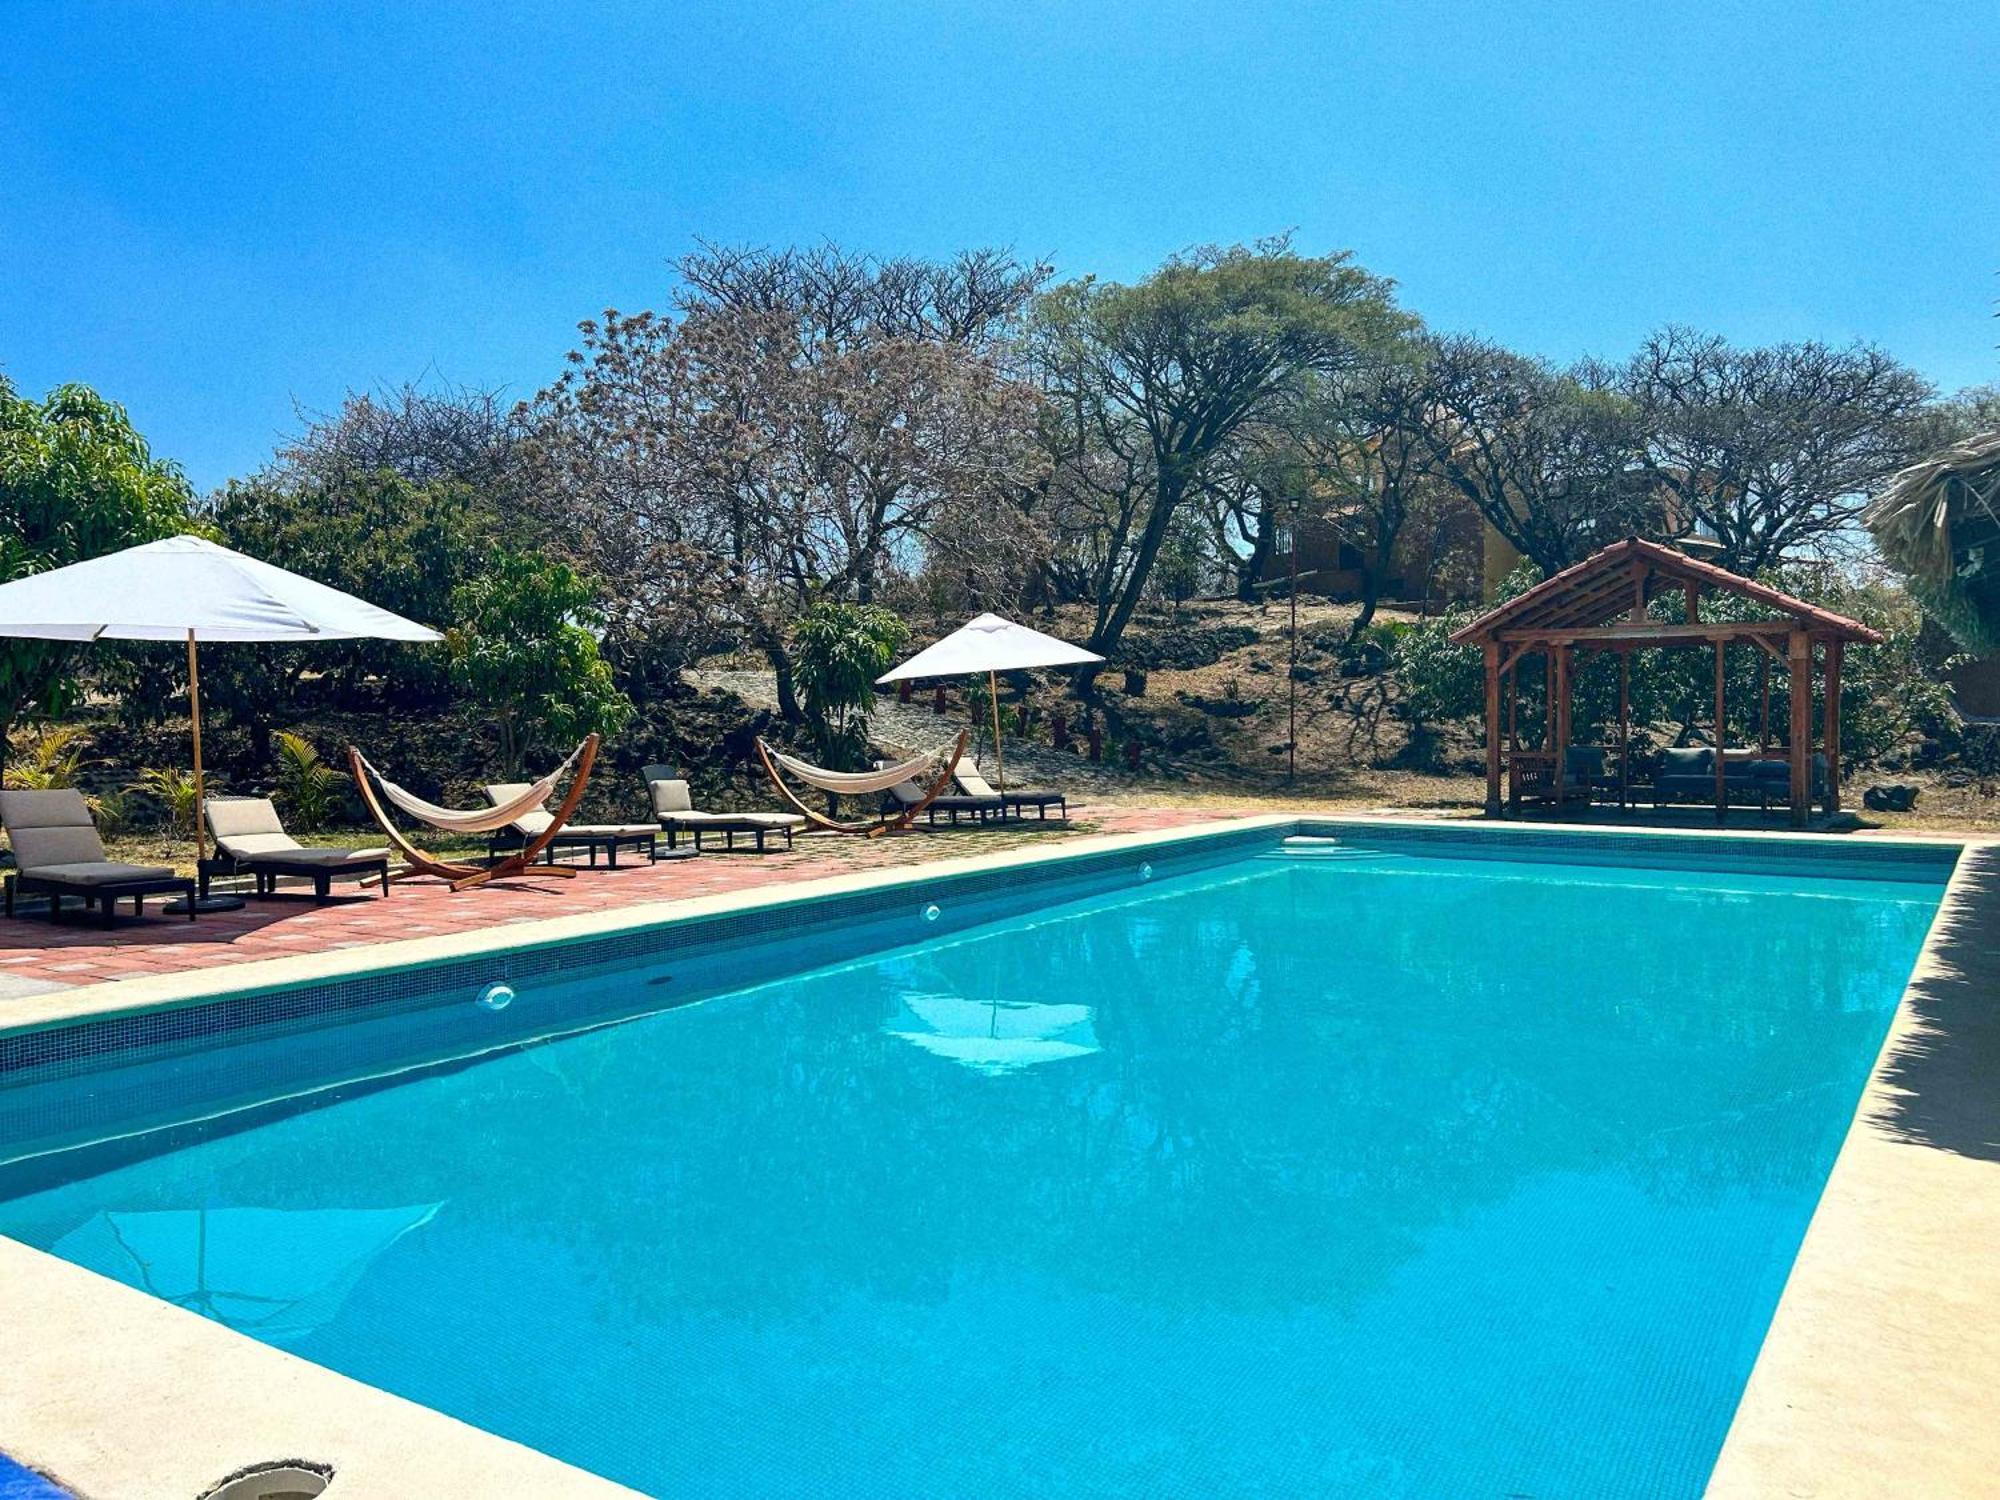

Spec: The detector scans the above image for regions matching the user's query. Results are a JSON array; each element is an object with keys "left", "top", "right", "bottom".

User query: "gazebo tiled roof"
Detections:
[{"left": 1448, "top": 537, "right": 1883, "bottom": 648}]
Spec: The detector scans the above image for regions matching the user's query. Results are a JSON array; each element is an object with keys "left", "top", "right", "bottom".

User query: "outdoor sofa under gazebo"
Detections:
[{"left": 1449, "top": 538, "right": 1883, "bottom": 827}]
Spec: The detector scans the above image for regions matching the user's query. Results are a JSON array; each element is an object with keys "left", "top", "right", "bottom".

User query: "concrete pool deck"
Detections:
[
  {"left": 0, "top": 813, "right": 1992, "bottom": 1497},
  {"left": 0, "top": 803, "right": 1219, "bottom": 997},
  {"left": 1707, "top": 837, "right": 2000, "bottom": 1498}
]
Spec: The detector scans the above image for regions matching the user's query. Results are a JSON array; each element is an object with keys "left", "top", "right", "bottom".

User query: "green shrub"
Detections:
[
  {"left": 132, "top": 764, "right": 220, "bottom": 840},
  {"left": 791, "top": 600, "right": 910, "bottom": 770},
  {"left": 272, "top": 730, "right": 342, "bottom": 832},
  {"left": 448, "top": 551, "right": 634, "bottom": 777}
]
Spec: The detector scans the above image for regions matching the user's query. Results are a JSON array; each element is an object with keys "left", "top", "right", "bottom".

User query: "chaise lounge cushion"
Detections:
[
  {"left": 954, "top": 767, "right": 1063, "bottom": 805},
  {"left": 206, "top": 797, "right": 387, "bottom": 865},
  {"left": 485, "top": 784, "right": 656, "bottom": 840},
  {"left": 646, "top": 778, "right": 803, "bottom": 831},
  {"left": 0, "top": 790, "right": 178, "bottom": 882},
  {"left": 21, "top": 860, "right": 177, "bottom": 885}
]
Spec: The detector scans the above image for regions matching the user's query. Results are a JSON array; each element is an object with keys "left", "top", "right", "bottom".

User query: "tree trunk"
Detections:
[
  {"left": 1089, "top": 470, "right": 1187, "bottom": 662},
  {"left": 1347, "top": 568, "right": 1381, "bottom": 641},
  {"left": 1236, "top": 502, "right": 1276, "bottom": 602},
  {"left": 767, "top": 641, "right": 804, "bottom": 723}
]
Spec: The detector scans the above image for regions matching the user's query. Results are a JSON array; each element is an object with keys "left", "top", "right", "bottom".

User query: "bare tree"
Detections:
[
  {"left": 1628, "top": 327, "right": 1943, "bottom": 573},
  {"left": 522, "top": 253, "right": 1048, "bottom": 718},
  {"left": 277, "top": 380, "right": 522, "bottom": 497},
  {"left": 1409, "top": 336, "right": 1655, "bottom": 574}
]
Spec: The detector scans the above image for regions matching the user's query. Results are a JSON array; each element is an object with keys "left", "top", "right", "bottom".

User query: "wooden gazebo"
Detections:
[{"left": 1450, "top": 538, "right": 1883, "bottom": 827}]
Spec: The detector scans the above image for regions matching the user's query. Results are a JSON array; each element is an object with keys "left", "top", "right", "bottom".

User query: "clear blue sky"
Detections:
[{"left": 3, "top": 1, "right": 1995, "bottom": 494}]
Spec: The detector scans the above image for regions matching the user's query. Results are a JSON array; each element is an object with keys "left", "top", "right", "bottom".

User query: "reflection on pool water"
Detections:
[{"left": 0, "top": 841, "right": 1950, "bottom": 1499}]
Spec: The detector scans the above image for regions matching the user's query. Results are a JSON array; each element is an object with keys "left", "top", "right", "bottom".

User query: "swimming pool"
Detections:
[{"left": 0, "top": 824, "right": 1957, "bottom": 1498}]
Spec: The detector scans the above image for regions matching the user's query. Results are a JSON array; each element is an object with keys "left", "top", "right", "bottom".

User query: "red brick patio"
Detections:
[{"left": 0, "top": 804, "right": 1229, "bottom": 992}]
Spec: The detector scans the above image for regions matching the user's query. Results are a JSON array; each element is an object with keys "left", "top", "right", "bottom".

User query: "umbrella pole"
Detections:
[
  {"left": 187, "top": 632, "right": 207, "bottom": 864},
  {"left": 989, "top": 670, "right": 1005, "bottom": 791}
]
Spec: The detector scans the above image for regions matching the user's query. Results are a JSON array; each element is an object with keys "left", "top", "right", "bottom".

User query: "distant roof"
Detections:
[{"left": 1448, "top": 537, "right": 1883, "bottom": 648}]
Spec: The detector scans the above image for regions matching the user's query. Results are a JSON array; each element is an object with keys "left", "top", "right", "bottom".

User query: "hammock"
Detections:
[
  {"left": 347, "top": 736, "right": 601, "bottom": 891},
  {"left": 756, "top": 731, "right": 967, "bottom": 837},
  {"left": 352, "top": 742, "right": 586, "bottom": 834},
  {"left": 761, "top": 745, "right": 945, "bottom": 797}
]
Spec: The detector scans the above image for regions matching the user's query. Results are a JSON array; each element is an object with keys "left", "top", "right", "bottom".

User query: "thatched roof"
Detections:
[{"left": 1863, "top": 429, "right": 2000, "bottom": 650}]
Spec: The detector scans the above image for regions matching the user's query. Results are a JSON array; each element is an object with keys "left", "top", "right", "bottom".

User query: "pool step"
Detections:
[{"left": 1272, "top": 838, "right": 1389, "bottom": 860}]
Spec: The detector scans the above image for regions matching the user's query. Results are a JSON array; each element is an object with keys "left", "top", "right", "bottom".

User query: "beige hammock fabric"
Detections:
[
  {"left": 761, "top": 744, "right": 948, "bottom": 797},
  {"left": 353, "top": 742, "right": 586, "bottom": 834}
]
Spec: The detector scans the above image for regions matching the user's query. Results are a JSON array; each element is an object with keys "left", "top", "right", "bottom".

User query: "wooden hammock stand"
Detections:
[
  {"left": 755, "top": 730, "right": 968, "bottom": 837},
  {"left": 347, "top": 733, "right": 601, "bottom": 891}
]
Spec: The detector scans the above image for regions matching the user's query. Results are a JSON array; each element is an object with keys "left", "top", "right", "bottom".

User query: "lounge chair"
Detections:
[
  {"left": 953, "top": 764, "right": 1067, "bottom": 821},
  {"left": 645, "top": 769, "right": 804, "bottom": 852},
  {"left": 201, "top": 797, "right": 391, "bottom": 900},
  {"left": 0, "top": 788, "right": 196, "bottom": 924},
  {"left": 483, "top": 783, "right": 660, "bottom": 868},
  {"left": 882, "top": 770, "right": 1005, "bottom": 827}
]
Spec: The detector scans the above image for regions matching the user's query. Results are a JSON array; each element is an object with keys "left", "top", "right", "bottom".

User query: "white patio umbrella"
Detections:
[
  {"left": 0, "top": 535, "right": 442, "bottom": 892},
  {"left": 876, "top": 613, "right": 1102, "bottom": 789}
]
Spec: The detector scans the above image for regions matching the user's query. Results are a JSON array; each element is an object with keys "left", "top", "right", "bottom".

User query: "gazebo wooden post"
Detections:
[
  {"left": 1758, "top": 654, "right": 1772, "bottom": 752},
  {"left": 1788, "top": 631, "right": 1812, "bottom": 827},
  {"left": 1713, "top": 638, "right": 1728, "bottom": 823},
  {"left": 1550, "top": 646, "right": 1568, "bottom": 806},
  {"left": 1823, "top": 638, "right": 1844, "bottom": 814},
  {"left": 1482, "top": 642, "right": 1502, "bottom": 816},
  {"left": 1617, "top": 648, "right": 1630, "bottom": 809}
]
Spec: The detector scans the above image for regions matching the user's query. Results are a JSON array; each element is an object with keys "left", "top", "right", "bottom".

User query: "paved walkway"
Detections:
[{"left": 0, "top": 805, "right": 1224, "bottom": 996}]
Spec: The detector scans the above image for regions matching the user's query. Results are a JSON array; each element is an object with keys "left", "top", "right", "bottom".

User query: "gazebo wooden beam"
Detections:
[{"left": 1497, "top": 620, "right": 1793, "bottom": 645}]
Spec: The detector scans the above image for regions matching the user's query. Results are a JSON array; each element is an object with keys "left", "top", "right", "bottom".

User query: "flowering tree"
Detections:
[{"left": 521, "top": 247, "right": 1050, "bottom": 719}]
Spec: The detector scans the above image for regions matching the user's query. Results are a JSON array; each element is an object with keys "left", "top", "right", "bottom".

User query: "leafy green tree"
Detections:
[
  {"left": 1033, "top": 238, "right": 1412, "bottom": 664},
  {"left": 448, "top": 552, "right": 633, "bottom": 777},
  {"left": 201, "top": 469, "right": 486, "bottom": 754},
  {"left": 790, "top": 599, "right": 909, "bottom": 769},
  {"left": 0, "top": 379, "right": 195, "bottom": 759}
]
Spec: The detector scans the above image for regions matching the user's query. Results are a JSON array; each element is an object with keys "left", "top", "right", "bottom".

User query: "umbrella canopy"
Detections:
[
  {"left": 885, "top": 992, "right": 1100, "bottom": 1076},
  {"left": 876, "top": 612, "right": 1101, "bottom": 684},
  {"left": 0, "top": 534, "right": 442, "bottom": 873},
  {"left": 53, "top": 1203, "right": 441, "bottom": 1345},
  {"left": 0, "top": 534, "right": 442, "bottom": 643}
]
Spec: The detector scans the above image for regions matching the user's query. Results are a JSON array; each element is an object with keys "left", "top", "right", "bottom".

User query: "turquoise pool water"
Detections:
[{"left": 0, "top": 838, "right": 1950, "bottom": 1498}]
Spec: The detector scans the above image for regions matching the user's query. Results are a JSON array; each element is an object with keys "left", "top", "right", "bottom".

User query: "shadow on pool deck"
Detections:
[{"left": 1873, "top": 845, "right": 2000, "bottom": 1163}]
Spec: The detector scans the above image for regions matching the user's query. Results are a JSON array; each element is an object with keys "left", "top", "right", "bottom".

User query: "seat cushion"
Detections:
[
  {"left": 24, "top": 861, "right": 178, "bottom": 886},
  {"left": 485, "top": 783, "right": 555, "bottom": 837},
  {"left": 662, "top": 812, "right": 801, "bottom": 830},
  {"left": 1656, "top": 747, "right": 1713, "bottom": 777},
  {"left": 1563, "top": 747, "right": 1606, "bottom": 778},
  {"left": 1, "top": 788, "right": 109, "bottom": 871},
  {"left": 648, "top": 779, "right": 695, "bottom": 816},
  {"left": 206, "top": 797, "right": 296, "bottom": 851},
  {"left": 241, "top": 847, "right": 388, "bottom": 868},
  {"left": 561, "top": 823, "right": 658, "bottom": 839}
]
